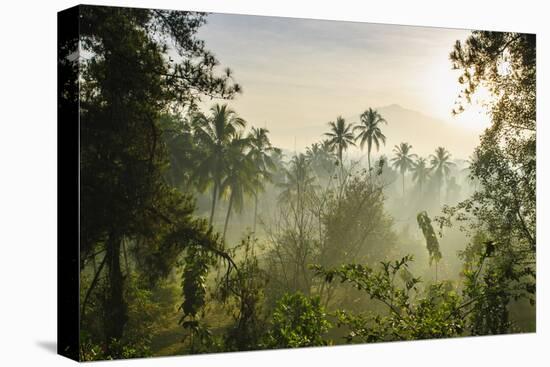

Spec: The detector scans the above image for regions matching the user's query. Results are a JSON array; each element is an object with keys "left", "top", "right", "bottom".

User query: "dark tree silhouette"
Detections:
[
  {"left": 354, "top": 108, "right": 387, "bottom": 171},
  {"left": 192, "top": 104, "right": 246, "bottom": 226},
  {"left": 429, "top": 147, "right": 455, "bottom": 203},
  {"left": 412, "top": 157, "right": 431, "bottom": 194},
  {"left": 391, "top": 142, "right": 417, "bottom": 195},
  {"left": 220, "top": 134, "right": 258, "bottom": 241},
  {"left": 324, "top": 116, "right": 355, "bottom": 184},
  {"left": 247, "top": 127, "right": 280, "bottom": 233}
]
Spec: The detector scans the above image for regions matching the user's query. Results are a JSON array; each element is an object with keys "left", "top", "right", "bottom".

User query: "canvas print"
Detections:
[{"left": 57, "top": 4, "right": 536, "bottom": 361}]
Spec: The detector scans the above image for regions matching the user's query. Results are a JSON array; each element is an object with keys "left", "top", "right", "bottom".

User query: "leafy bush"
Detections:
[{"left": 266, "top": 293, "right": 331, "bottom": 348}]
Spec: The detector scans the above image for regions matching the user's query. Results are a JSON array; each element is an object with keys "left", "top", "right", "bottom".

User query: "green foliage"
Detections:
[
  {"left": 315, "top": 256, "right": 465, "bottom": 343},
  {"left": 191, "top": 104, "right": 247, "bottom": 225},
  {"left": 444, "top": 30, "right": 536, "bottom": 325},
  {"left": 459, "top": 237, "right": 532, "bottom": 335},
  {"left": 267, "top": 293, "right": 331, "bottom": 348},
  {"left": 267, "top": 154, "right": 320, "bottom": 296},
  {"left": 449, "top": 31, "right": 535, "bottom": 253},
  {"left": 177, "top": 245, "right": 226, "bottom": 354},
  {"left": 248, "top": 127, "right": 282, "bottom": 231},
  {"left": 161, "top": 113, "right": 198, "bottom": 189},
  {"left": 218, "top": 236, "right": 269, "bottom": 351},
  {"left": 417, "top": 211, "right": 442, "bottom": 265},
  {"left": 179, "top": 247, "right": 212, "bottom": 321},
  {"left": 322, "top": 170, "right": 396, "bottom": 268},
  {"left": 75, "top": 16, "right": 535, "bottom": 359},
  {"left": 80, "top": 336, "right": 152, "bottom": 361},
  {"left": 78, "top": 5, "right": 240, "bottom": 353}
]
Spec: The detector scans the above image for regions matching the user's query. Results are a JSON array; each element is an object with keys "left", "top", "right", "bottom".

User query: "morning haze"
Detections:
[
  {"left": 75, "top": 6, "right": 535, "bottom": 359},
  {"left": 197, "top": 13, "right": 489, "bottom": 158}
]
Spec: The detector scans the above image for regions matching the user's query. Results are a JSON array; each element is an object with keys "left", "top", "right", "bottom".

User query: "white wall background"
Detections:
[{"left": 0, "top": 0, "right": 547, "bottom": 365}]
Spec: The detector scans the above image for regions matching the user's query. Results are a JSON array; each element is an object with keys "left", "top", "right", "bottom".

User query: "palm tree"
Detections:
[
  {"left": 247, "top": 127, "right": 280, "bottom": 233},
  {"left": 220, "top": 134, "right": 258, "bottom": 241},
  {"left": 324, "top": 116, "right": 355, "bottom": 182},
  {"left": 412, "top": 157, "right": 430, "bottom": 194},
  {"left": 278, "top": 154, "right": 317, "bottom": 203},
  {"left": 305, "top": 140, "right": 337, "bottom": 179},
  {"left": 354, "top": 108, "right": 387, "bottom": 171},
  {"left": 430, "top": 147, "right": 455, "bottom": 203},
  {"left": 161, "top": 114, "right": 196, "bottom": 189},
  {"left": 461, "top": 151, "right": 481, "bottom": 190},
  {"left": 391, "top": 142, "right": 417, "bottom": 195},
  {"left": 269, "top": 149, "right": 287, "bottom": 186},
  {"left": 192, "top": 104, "right": 246, "bottom": 226}
]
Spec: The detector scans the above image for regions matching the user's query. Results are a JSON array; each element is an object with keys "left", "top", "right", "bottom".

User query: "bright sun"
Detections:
[
  {"left": 426, "top": 57, "right": 492, "bottom": 132},
  {"left": 451, "top": 85, "right": 492, "bottom": 132}
]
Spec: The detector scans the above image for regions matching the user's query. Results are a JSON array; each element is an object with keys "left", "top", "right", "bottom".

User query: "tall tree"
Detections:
[
  {"left": 354, "top": 108, "right": 387, "bottom": 171},
  {"left": 391, "top": 142, "right": 417, "bottom": 195},
  {"left": 247, "top": 127, "right": 280, "bottom": 233},
  {"left": 78, "top": 6, "right": 238, "bottom": 352},
  {"left": 450, "top": 32, "right": 535, "bottom": 248},
  {"left": 220, "top": 134, "right": 258, "bottom": 241},
  {"left": 192, "top": 104, "right": 246, "bottom": 226},
  {"left": 445, "top": 32, "right": 536, "bottom": 325},
  {"left": 161, "top": 114, "right": 198, "bottom": 189},
  {"left": 324, "top": 116, "right": 355, "bottom": 183},
  {"left": 429, "top": 147, "right": 455, "bottom": 203},
  {"left": 271, "top": 155, "right": 319, "bottom": 294},
  {"left": 412, "top": 157, "right": 431, "bottom": 194},
  {"left": 305, "top": 140, "right": 337, "bottom": 181},
  {"left": 278, "top": 154, "right": 317, "bottom": 204}
]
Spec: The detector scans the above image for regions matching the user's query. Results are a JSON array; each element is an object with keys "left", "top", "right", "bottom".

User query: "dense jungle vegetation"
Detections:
[{"left": 60, "top": 6, "right": 536, "bottom": 360}]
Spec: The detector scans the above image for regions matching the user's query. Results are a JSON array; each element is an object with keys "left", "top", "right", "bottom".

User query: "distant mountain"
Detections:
[
  {"left": 363, "top": 104, "right": 481, "bottom": 159},
  {"left": 283, "top": 104, "right": 481, "bottom": 160}
]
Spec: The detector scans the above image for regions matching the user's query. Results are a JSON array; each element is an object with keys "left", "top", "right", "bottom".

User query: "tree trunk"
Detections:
[
  {"left": 438, "top": 177, "right": 442, "bottom": 204},
  {"left": 338, "top": 147, "right": 344, "bottom": 187},
  {"left": 367, "top": 143, "right": 372, "bottom": 172},
  {"left": 402, "top": 172, "right": 405, "bottom": 196},
  {"left": 104, "top": 232, "right": 128, "bottom": 347},
  {"left": 122, "top": 238, "right": 130, "bottom": 274},
  {"left": 209, "top": 182, "right": 218, "bottom": 226},
  {"left": 80, "top": 254, "right": 107, "bottom": 327},
  {"left": 253, "top": 192, "right": 258, "bottom": 233},
  {"left": 223, "top": 192, "right": 234, "bottom": 241}
]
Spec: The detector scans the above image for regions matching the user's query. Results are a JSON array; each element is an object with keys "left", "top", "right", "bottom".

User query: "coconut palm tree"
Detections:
[
  {"left": 412, "top": 157, "right": 431, "bottom": 194},
  {"left": 160, "top": 114, "right": 196, "bottom": 189},
  {"left": 247, "top": 127, "right": 280, "bottom": 233},
  {"left": 220, "top": 134, "right": 258, "bottom": 241},
  {"left": 278, "top": 154, "right": 317, "bottom": 204},
  {"left": 324, "top": 116, "right": 355, "bottom": 182},
  {"left": 192, "top": 104, "right": 246, "bottom": 226},
  {"left": 269, "top": 149, "right": 287, "bottom": 186},
  {"left": 354, "top": 108, "right": 387, "bottom": 171},
  {"left": 305, "top": 140, "right": 337, "bottom": 180},
  {"left": 391, "top": 142, "right": 417, "bottom": 195},
  {"left": 430, "top": 147, "right": 455, "bottom": 203}
]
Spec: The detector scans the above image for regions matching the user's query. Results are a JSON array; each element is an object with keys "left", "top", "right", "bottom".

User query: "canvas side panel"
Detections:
[{"left": 57, "top": 5, "right": 80, "bottom": 362}]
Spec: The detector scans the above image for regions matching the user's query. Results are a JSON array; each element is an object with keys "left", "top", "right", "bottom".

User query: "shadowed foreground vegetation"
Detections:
[{"left": 63, "top": 6, "right": 535, "bottom": 360}]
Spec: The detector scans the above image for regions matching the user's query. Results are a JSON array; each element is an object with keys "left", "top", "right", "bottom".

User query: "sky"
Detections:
[{"left": 195, "top": 13, "right": 491, "bottom": 156}]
